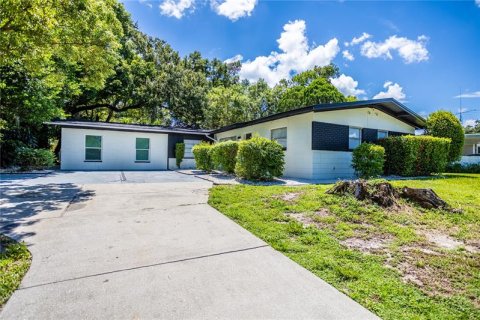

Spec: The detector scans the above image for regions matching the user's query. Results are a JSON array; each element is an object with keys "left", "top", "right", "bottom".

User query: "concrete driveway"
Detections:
[{"left": 0, "top": 171, "right": 377, "bottom": 319}]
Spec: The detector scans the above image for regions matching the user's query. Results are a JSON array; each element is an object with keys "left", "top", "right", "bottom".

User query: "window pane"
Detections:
[
  {"left": 136, "top": 150, "right": 149, "bottom": 161},
  {"left": 378, "top": 131, "right": 388, "bottom": 139},
  {"left": 136, "top": 138, "right": 149, "bottom": 150},
  {"left": 184, "top": 140, "right": 201, "bottom": 158},
  {"left": 276, "top": 138, "right": 287, "bottom": 148},
  {"left": 271, "top": 128, "right": 287, "bottom": 148},
  {"left": 349, "top": 139, "right": 360, "bottom": 149},
  {"left": 271, "top": 128, "right": 287, "bottom": 139},
  {"left": 85, "top": 148, "right": 101, "bottom": 161},
  {"left": 86, "top": 135, "right": 101, "bottom": 148},
  {"left": 348, "top": 128, "right": 360, "bottom": 139}
]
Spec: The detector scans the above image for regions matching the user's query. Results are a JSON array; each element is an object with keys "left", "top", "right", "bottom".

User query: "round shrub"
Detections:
[
  {"left": 426, "top": 110, "right": 464, "bottom": 163},
  {"left": 175, "top": 142, "right": 185, "bottom": 168},
  {"left": 192, "top": 142, "right": 213, "bottom": 172},
  {"left": 211, "top": 141, "right": 239, "bottom": 173},
  {"left": 351, "top": 143, "right": 385, "bottom": 179},
  {"left": 235, "top": 136, "right": 285, "bottom": 180},
  {"left": 14, "top": 147, "right": 55, "bottom": 171}
]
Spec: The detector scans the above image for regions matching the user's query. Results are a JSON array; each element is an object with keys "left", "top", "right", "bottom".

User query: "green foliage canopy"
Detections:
[{"left": 426, "top": 111, "right": 464, "bottom": 162}]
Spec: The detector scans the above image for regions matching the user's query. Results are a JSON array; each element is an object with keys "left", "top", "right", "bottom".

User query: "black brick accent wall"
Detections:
[
  {"left": 312, "top": 121, "right": 349, "bottom": 151},
  {"left": 362, "top": 128, "right": 378, "bottom": 143}
]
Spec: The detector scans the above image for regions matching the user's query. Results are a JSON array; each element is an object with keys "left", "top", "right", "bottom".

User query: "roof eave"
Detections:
[{"left": 45, "top": 121, "right": 212, "bottom": 136}]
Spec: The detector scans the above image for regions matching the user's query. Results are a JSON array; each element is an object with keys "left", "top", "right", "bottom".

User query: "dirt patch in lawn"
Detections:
[
  {"left": 274, "top": 192, "right": 303, "bottom": 202},
  {"left": 285, "top": 209, "right": 332, "bottom": 228},
  {"left": 387, "top": 244, "right": 480, "bottom": 305},
  {"left": 340, "top": 235, "right": 392, "bottom": 253},
  {"left": 422, "top": 231, "right": 479, "bottom": 253}
]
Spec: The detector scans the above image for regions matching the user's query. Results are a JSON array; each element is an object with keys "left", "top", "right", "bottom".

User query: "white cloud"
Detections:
[
  {"left": 455, "top": 91, "right": 480, "bottom": 98},
  {"left": 224, "top": 54, "right": 243, "bottom": 64},
  {"left": 373, "top": 81, "right": 406, "bottom": 101},
  {"left": 344, "top": 32, "right": 371, "bottom": 47},
  {"left": 476, "top": 0, "right": 480, "bottom": 7},
  {"left": 139, "top": 0, "right": 153, "bottom": 8},
  {"left": 464, "top": 119, "right": 477, "bottom": 127},
  {"left": 361, "top": 35, "right": 429, "bottom": 63},
  {"left": 331, "top": 74, "right": 365, "bottom": 97},
  {"left": 212, "top": 0, "right": 257, "bottom": 21},
  {"left": 237, "top": 20, "right": 340, "bottom": 86},
  {"left": 159, "top": 0, "right": 195, "bottom": 19},
  {"left": 342, "top": 50, "right": 354, "bottom": 61}
]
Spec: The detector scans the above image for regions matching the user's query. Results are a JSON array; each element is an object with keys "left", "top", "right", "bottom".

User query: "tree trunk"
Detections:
[{"left": 400, "top": 187, "right": 448, "bottom": 209}]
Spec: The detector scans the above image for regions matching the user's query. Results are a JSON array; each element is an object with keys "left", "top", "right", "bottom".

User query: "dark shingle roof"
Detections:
[
  {"left": 212, "top": 98, "right": 426, "bottom": 133},
  {"left": 46, "top": 121, "right": 211, "bottom": 135}
]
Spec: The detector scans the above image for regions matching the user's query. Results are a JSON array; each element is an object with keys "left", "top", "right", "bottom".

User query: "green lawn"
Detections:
[
  {"left": 0, "top": 235, "right": 31, "bottom": 307},
  {"left": 209, "top": 173, "right": 480, "bottom": 320}
]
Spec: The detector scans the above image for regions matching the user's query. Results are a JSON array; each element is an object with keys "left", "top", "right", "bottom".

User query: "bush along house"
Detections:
[{"left": 48, "top": 98, "right": 426, "bottom": 179}]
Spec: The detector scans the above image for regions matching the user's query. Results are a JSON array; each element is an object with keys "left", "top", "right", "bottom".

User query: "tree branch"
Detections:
[{"left": 70, "top": 102, "right": 145, "bottom": 114}]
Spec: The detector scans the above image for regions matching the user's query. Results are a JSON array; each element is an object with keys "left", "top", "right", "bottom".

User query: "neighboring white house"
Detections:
[
  {"left": 463, "top": 134, "right": 480, "bottom": 156},
  {"left": 47, "top": 122, "right": 210, "bottom": 171},
  {"left": 49, "top": 98, "right": 426, "bottom": 178},
  {"left": 460, "top": 133, "right": 480, "bottom": 165}
]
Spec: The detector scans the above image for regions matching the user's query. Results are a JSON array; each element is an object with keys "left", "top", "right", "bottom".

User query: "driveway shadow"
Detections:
[{"left": 0, "top": 183, "right": 94, "bottom": 241}]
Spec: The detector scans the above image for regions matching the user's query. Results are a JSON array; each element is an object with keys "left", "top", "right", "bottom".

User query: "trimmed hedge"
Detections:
[
  {"left": 235, "top": 136, "right": 285, "bottom": 180},
  {"left": 446, "top": 162, "right": 480, "bottom": 174},
  {"left": 352, "top": 143, "right": 385, "bottom": 179},
  {"left": 211, "top": 141, "right": 239, "bottom": 173},
  {"left": 175, "top": 142, "right": 185, "bottom": 168},
  {"left": 380, "top": 135, "right": 450, "bottom": 176},
  {"left": 14, "top": 147, "right": 55, "bottom": 171},
  {"left": 192, "top": 142, "right": 213, "bottom": 172}
]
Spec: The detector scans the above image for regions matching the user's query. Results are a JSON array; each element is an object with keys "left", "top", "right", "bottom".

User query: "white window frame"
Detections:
[
  {"left": 135, "top": 137, "right": 150, "bottom": 162},
  {"left": 377, "top": 130, "right": 388, "bottom": 140},
  {"left": 348, "top": 127, "right": 361, "bottom": 150},
  {"left": 184, "top": 139, "right": 201, "bottom": 159},
  {"left": 85, "top": 135, "right": 102, "bottom": 162},
  {"left": 271, "top": 127, "right": 287, "bottom": 149}
]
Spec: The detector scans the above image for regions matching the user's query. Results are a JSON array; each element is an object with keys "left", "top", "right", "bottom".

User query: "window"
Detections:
[
  {"left": 348, "top": 127, "right": 361, "bottom": 150},
  {"left": 85, "top": 135, "right": 102, "bottom": 161},
  {"left": 184, "top": 139, "right": 201, "bottom": 158},
  {"left": 136, "top": 138, "right": 150, "bottom": 162},
  {"left": 377, "top": 130, "right": 388, "bottom": 140},
  {"left": 219, "top": 136, "right": 236, "bottom": 142},
  {"left": 271, "top": 127, "right": 287, "bottom": 149},
  {"left": 245, "top": 133, "right": 252, "bottom": 140}
]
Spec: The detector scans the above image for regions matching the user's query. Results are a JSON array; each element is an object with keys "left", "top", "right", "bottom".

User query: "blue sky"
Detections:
[{"left": 122, "top": 0, "right": 480, "bottom": 125}]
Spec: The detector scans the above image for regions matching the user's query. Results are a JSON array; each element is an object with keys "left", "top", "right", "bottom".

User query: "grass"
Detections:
[
  {"left": 0, "top": 235, "right": 31, "bottom": 307},
  {"left": 209, "top": 173, "right": 480, "bottom": 320}
]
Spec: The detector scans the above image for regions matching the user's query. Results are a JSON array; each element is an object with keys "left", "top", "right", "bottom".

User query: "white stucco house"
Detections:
[
  {"left": 48, "top": 98, "right": 426, "bottom": 179},
  {"left": 47, "top": 122, "right": 211, "bottom": 171},
  {"left": 460, "top": 133, "right": 480, "bottom": 165}
]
